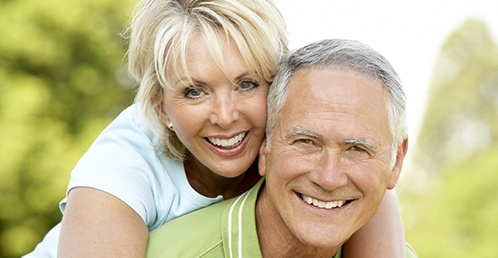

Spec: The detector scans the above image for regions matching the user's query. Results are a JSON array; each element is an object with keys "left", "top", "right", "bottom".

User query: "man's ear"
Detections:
[
  {"left": 258, "top": 138, "right": 268, "bottom": 177},
  {"left": 387, "top": 137, "right": 409, "bottom": 190}
]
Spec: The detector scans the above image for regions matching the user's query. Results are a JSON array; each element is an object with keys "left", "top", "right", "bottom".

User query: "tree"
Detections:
[
  {"left": 402, "top": 19, "right": 498, "bottom": 258},
  {"left": 413, "top": 18, "right": 498, "bottom": 174},
  {"left": 0, "top": 0, "right": 136, "bottom": 256}
]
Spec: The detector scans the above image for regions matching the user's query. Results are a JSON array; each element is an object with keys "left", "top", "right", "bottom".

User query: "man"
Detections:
[{"left": 146, "top": 39, "right": 416, "bottom": 257}]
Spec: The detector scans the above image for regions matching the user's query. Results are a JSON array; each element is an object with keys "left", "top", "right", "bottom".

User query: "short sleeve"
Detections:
[{"left": 59, "top": 105, "right": 169, "bottom": 227}]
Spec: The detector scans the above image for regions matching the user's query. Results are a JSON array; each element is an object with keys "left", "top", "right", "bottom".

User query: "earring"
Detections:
[{"left": 167, "top": 122, "right": 173, "bottom": 130}]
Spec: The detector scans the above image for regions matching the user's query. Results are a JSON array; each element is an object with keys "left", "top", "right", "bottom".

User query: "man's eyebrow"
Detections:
[
  {"left": 343, "top": 139, "right": 374, "bottom": 150},
  {"left": 288, "top": 127, "right": 321, "bottom": 139}
]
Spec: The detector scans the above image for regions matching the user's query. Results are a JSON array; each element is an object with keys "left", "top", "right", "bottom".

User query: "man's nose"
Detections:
[{"left": 309, "top": 152, "right": 348, "bottom": 190}]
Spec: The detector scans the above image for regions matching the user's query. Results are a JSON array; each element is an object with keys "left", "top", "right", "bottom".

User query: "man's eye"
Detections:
[
  {"left": 351, "top": 146, "right": 366, "bottom": 152},
  {"left": 238, "top": 80, "right": 259, "bottom": 91},
  {"left": 295, "top": 139, "right": 314, "bottom": 145},
  {"left": 183, "top": 87, "right": 204, "bottom": 99}
]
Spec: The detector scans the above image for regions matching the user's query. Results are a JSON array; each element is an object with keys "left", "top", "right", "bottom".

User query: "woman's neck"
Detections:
[{"left": 184, "top": 155, "right": 261, "bottom": 199}]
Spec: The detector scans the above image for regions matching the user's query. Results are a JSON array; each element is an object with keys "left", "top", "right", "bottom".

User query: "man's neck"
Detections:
[{"left": 255, "top": 186, "right": 339, "bottom": 258}]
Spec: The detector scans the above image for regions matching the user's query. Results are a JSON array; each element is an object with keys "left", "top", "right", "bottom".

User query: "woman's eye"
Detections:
[
  {"left": 238, "top": 80, "right": 259, "bottom": 91},
  {"left": 183, "top": 87, "right": 204, "bottom": 99}
]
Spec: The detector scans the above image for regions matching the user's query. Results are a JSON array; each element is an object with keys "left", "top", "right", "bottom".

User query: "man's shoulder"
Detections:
[
  {"left": 146, "top": 196, "right": 237, "bottom": 257},
  {"left": 146, "top": 180, "right": 264, "bottom": 257},
  {"left": 405, "top": 242, "right": 418, "bottom": 258}
]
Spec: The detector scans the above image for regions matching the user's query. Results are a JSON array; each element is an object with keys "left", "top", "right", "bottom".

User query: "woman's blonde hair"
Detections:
[{"left": 127, "top": 0, "right": 288, "bottom": 161}]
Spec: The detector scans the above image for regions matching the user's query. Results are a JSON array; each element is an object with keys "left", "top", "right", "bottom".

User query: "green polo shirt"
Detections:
[
  {"left": 147, "top": 179, "right": 341, "bottom": 257},
  {"left": 147, "top": 179, "right": 417, "bottom": 257}
]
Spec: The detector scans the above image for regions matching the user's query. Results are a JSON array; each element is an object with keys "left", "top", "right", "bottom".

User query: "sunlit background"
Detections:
[{"left": 1, "top": 0, "right": 497, "bottom": 257}]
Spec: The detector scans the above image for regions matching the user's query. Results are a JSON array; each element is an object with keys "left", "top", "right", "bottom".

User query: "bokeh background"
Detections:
[{"left": 1, "top": 0, "right": 497, "bottom": 257}]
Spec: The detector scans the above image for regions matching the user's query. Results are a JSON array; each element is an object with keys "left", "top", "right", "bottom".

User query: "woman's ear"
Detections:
[{"left": 154, "top": 102, "right": 170, "bottom": 125}]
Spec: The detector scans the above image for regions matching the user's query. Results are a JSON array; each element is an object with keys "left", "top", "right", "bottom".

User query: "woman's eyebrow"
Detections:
[
  {"left": 234, "top": 71, "right": 251, "bottom": 81},
  {"left": 175, "top": 76, "right": 201, "bottom": 85}
]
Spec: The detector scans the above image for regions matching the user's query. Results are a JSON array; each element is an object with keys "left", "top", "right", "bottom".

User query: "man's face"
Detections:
[{"left": 259, "top": 67, "right": 406, "bottom": 248}]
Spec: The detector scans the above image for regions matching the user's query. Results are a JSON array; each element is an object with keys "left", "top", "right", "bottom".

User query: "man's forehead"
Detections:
[{"left": 275, "top": 67, "right": 391, "bottom": 142}]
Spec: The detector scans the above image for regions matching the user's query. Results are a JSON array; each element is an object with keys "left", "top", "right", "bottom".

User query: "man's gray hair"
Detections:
[{"left": 266, "top": 39, "right": 407, "bottom": 162}]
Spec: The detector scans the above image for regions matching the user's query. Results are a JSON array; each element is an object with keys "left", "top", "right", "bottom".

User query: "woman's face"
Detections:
[{"left": 160, "top": 34, "right": 268, "bottom": 178}]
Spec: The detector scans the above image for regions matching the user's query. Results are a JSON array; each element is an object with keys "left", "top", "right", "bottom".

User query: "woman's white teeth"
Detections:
[
  {"left": 209, "top": 132, "right": 245, "bottom": 148},
  {"left": 301, "top": 194, "right": 346, "bottom": 209}
]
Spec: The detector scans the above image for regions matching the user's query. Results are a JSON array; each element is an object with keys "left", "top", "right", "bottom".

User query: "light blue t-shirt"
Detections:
[{"left": 24, "top": 104, "right": 223, "bottom": 257}]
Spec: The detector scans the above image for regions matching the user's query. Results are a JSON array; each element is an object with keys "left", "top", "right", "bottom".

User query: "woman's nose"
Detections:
[{"left": 209, "top": 95, "right": 239, "bottom": 129}]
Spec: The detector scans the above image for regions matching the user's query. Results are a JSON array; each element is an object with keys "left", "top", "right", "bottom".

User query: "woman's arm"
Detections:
[
  {"left": 58, "top": 187, "right": 149, "bottom": 258},
  {"left": 342, "top": 191, "right": 405, "bottom": 258}
]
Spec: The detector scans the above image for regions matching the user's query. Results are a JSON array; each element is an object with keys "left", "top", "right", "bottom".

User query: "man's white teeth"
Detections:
[
  {"left": 301, "top": 194, "right": 346, "bottom": 209},
  {"left": 209, "top": 132, "right": 245, "bottom": 148}
]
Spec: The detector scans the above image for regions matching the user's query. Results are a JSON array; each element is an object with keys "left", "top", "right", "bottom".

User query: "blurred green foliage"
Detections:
[
  {"left": 0, "top": 0, "right": 136, "bottom": 256},
  {"left": 402, "top": 19, "right": 498, "bottom": 257},
  {"left": 2, "top": 0, "right": 497, "bottom": 257}
]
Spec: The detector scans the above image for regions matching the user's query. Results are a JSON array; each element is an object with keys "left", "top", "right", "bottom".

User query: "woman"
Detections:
[{"left": 24, "top": 0, "right": 405, "bottom": 257}]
